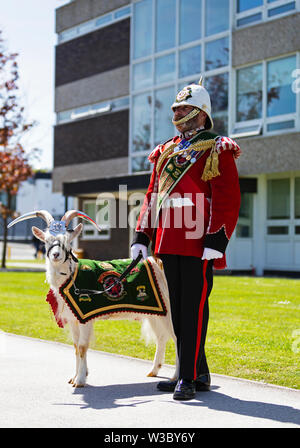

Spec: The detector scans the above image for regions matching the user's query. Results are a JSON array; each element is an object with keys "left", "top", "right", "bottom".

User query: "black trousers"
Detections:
[{"left": 160, "top": 254, "right": 213, "bottom": 380}]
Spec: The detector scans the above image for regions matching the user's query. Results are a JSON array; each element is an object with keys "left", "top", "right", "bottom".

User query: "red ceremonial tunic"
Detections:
[{"left": 133, "top": 133, "right": 241, "bottom": 269}]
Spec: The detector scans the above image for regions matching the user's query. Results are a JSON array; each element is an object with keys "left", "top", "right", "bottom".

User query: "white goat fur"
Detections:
[{"left": 32, "top": 223, "right": 178, "bottom": 388}]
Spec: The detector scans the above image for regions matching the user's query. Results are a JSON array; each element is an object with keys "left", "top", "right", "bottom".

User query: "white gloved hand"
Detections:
[
  {"left": 202, "top": 247, "right": 223, "bottom": 260},
  {"left": 131, "top": 243, "right": 148, "bottom": 260}
]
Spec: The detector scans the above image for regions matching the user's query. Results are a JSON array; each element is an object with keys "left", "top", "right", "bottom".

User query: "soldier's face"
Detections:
[{"left": 172, "top": 105, "right": 206, "bottom": 132}]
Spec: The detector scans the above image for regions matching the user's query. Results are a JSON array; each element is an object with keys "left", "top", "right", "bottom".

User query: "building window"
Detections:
[
  {"left": 233, "top": 55, "right": 297, "bottom": 137},
  {"left": 179, "top": 0, "right": 202, "bottom": 45},
  {"left": 156, "top": 0, "right": 176, "bottom": 52},
  {"left": 236, "top": 192, "right": 253, "bottom": 237},
  {"left": 82, "top": 200, "right": 110, "bottom": 240},
  {"left": 131, "top": 0, "right": 230, "bottom": 173},
  {"left": 295, "top": 177, "right": 300, "bottom": 219},
  {"left": 57, "top": 5, "right": 132, "bottom": 44},
  {"left": 133, "top": 0, "right": 153, "bottom": 59},
  {"left": 267, "top": 55, "right": 296, "bottom": 118},
  {"left": 205, "top": 0, "right": 229, "bottom": 36},
  {"left": 236, "top": 64, "right": 263, "bottom": 122},
  {"left": 235, "top": 0, "right": 297, "bottom": 28},
  {"left": 267, "top": 179, "right": 290, "bottom": 220},
  {"left": 56, "top": 97, "right": 129, "bottom": 124}
]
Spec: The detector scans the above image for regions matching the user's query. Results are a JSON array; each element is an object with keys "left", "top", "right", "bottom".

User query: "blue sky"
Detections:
[{"left": 1, "top": 0, "right": 70, "bottom": 170}]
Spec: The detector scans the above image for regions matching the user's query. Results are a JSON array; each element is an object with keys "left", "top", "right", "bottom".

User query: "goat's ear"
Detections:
[
  {"left": 32, "top": 226, "right": 46, "bottom": 242},
  {"left": 69, "top": 223, "right": 83, "bottom": 242}
]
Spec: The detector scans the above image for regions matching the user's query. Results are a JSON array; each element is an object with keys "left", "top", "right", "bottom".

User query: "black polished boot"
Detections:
[
  {"left": 173, "top": 379, "right": 196, "bottom": 401},
  {"left": 195, "top": 373, "right": 211, "bottom": 391},
  {"left": 156, "top": 379, "right": 178, "bottom": 392}
]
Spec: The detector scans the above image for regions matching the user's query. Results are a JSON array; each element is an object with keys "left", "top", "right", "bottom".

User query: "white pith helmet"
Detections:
[{"left": 171, "top": 76, "right": 214, "bottom": 130}]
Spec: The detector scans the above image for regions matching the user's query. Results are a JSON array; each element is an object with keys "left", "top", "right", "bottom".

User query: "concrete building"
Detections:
[{"left": 53, "top": 0, "right": 300, "bottom": 275}]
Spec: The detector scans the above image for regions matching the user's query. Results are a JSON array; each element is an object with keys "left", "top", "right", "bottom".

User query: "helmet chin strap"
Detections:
[{"left": 172, "top": 107, "right": 200, "bottom": 126}]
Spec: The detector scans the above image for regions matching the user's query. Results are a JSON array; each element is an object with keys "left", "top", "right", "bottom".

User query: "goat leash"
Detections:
[{"left": 72, "top": 251, "right": 144, "bottom": 298}]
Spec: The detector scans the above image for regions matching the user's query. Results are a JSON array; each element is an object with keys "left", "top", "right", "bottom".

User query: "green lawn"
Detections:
[{"left": 0, "top": 272, "right": 299, "bottom": 389}]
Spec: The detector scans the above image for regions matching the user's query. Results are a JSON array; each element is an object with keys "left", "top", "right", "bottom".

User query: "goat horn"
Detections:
[
  {"left": 61, "top": 210, "right": 101, "bottom": 232},
  {"left": 7, "top": 210, "right": 54, "bottom": 229}
]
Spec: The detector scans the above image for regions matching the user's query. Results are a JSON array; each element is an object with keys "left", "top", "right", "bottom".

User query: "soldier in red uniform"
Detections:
[{"left": 131, "top": 78, "right": 241, "bottom": 400}]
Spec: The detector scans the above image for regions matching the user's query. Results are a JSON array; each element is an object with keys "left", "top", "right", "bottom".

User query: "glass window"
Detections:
[
  {"left": 205, "top": 37, "right": 229, "bottom": 71},
  {"left": 131, "top": 155, "right": 151, "bottom": 173},
  {"left": 156, "top": 0, "right": 176, "bottom": 52},
  {"left": 268, "top": 2, "right": 295, "bottom": 17},
  {"left": 133, "top": 61, "right": 152, "bottom": 91},
  {"left": 205, "top": 0, "right": 229, "bottom": 36},
  {"left": 237, "top": 0, "right": 262, "bottom": 12},
  {"left": 179, "top": 45, "right": 201, "bottom": 78},
  {"left": 206, "top": 73, "right": 229, "bottom": 135},
  {"left": 236, "top": 193, "right": 253, "bottom": 237},
  {"left": 237, "top": 13, "right": 262, "bottom": 27},
  {"left": 236, "top": 64, "right": 262, "bottom": 122},
  {"left": 295, "top": 178, "right": 300, "bottom": 219},
  {"left": 206, "top": 72, "right": 229, "bottom": 113},
  {"left": 82, "top": 201, "right": 110, "bottom": 239},
  {"left": 133, "top": 0, "right": 153, "bottom": 59},
  {"left": 115, "top": 6, "right": 131, "bottom": 19},
  {"left": 267, "top": 56, "right": 296, "bottom": 117},
  {"left": 179, "top": 0, "right": 202, "bottom": 45},
  {"left": 267, "top": 179, "right": 290, "bottom": 219},
  {"left": 132, "top": 93, "right": 152, "bottom": 153},
  {"left": 95, "top": 13, "right": 112, "bottom": 28},
  {"left": 267, "top": 120, "right": 295, "bottom": 132},
  {"left": 267, "top": 226, "right": 289, "bottom": 235},
  {"left": 155, "top": 53, "right": 175, "bottom": 84},
  {"left": 154, "top": 86, "right": 175, "bottom": 146}
]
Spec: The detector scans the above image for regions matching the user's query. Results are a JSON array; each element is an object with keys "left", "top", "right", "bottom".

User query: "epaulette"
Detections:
[{"left": 148, "top": 137, "right": 175, "bottom": 163}]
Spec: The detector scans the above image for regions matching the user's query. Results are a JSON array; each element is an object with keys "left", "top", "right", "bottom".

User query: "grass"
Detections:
[{"left": 0, "top": 272, "right": 299, "bottom": 389}]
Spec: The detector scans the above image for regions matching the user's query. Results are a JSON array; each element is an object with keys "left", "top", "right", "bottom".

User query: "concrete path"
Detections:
[{"left": 0, "top": 332, "right": 299, "bottom": 429}]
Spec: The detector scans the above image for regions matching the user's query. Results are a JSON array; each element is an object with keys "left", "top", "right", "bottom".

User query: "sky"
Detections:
[{"left": 0, "top": 0, "right": 70, "bottom": 171}]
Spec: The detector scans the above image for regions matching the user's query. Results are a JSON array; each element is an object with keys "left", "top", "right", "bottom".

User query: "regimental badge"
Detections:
[
  {"left": 175, "top": 86, "right": 192, "bottom": 103},
  {"left": 98, "top": 271, "right": 126, "bottom": 301},
  {"left": 136, "top": 285, "right": 149, "bottom": 301},
  {"left": 98, "top": 261, "right": 114, "bottom": 270},
  {"left": 80, "top": 264, "right": 92, "bottom": 271}
]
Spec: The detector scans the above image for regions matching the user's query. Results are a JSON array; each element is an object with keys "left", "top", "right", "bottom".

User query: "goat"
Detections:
[{"left": 8, "top": 210, "right": 178, "bottom": 388}]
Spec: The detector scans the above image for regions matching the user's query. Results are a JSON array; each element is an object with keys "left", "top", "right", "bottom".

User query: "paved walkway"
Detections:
[{"left": 0, "top": 332, "right": 299, "bottom": 428}]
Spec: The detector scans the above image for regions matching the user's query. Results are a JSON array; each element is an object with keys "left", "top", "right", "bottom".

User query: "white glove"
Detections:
[
  {"left": 202, "top": 248, "right": 223, "bottom": 260},
  {"left": 131, "top": 243, "right": 148, "bottom": 261}
]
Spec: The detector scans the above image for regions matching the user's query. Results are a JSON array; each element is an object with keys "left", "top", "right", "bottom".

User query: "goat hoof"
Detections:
[
  {"left": 147, "top": 371, "right": 157, "bottom": 377},
  {"left": 68, "top": 378, "right": 75, "bottom": 384},
  {"left": 73, "top": 383, "right": 85, "bottom": 388}
]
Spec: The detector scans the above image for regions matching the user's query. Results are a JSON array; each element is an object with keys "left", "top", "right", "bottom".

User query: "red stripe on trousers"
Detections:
[{"left": 193, "top": 259, "right": 208, "bottom": 380}]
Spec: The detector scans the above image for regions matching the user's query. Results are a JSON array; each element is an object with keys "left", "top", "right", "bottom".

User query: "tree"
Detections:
[{"left": 0, "top": 30, "right": 37, "bottom": 268}]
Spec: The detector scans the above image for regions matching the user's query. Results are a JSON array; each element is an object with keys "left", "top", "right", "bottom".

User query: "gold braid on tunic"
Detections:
[{"left": 156, "top": 138, "right": 218, "bottom": 181}]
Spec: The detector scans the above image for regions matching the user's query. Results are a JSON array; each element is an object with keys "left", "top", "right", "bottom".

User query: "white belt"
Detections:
[{"left": 163, "top": 197, "right": 194, "bottom": 208}]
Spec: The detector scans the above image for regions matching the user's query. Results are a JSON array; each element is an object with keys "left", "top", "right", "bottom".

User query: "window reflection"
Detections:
[
  {"left": 131, "top": 155, "right": 151, "bottom": 173},
  {"left": 205, "top": 73, "right": 229, "bottom": 134},
  {"left": 206, "top": 73, "right": 228, "bottom": 113},
  {"left": 179, "top": 0, "right": 202, "bottom": 45},
  {"left": 237, "top": 64, "right": 262, "bottom": 122},
  {"left": 154, "top": 87, "right": 175, "bottom": 146},
  {"left": 155, "top": 53, "right": 175, "bottom": 84},
  {"left": 237, "top": 0, "right": 262, "bottom": 13},
  {"left": 267, "top": 56, "right": 296, "bottom": 117},
  {"left": 205, "top": 0, "right": 229, "bottom": 36},
  {"left": 133, "top": 0, "right": 153, "bottom": 59},
  {"left": 205, "top": 37, "right": 229, "bottom": 71},
  {"left": 156, "top": 0, "right": 176, "bottom": 52},
  {"left": 132, "top": 93, "right": 152, "bottom": 153},
  {"left": 133, "top": 60, "right": 152, "bottom": 91},
  {"left": 179, "top": 45, "right": 201, "bottom": 79},
  {"left": 267, "top": 179, "right": 290, "bottom": 219}
]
